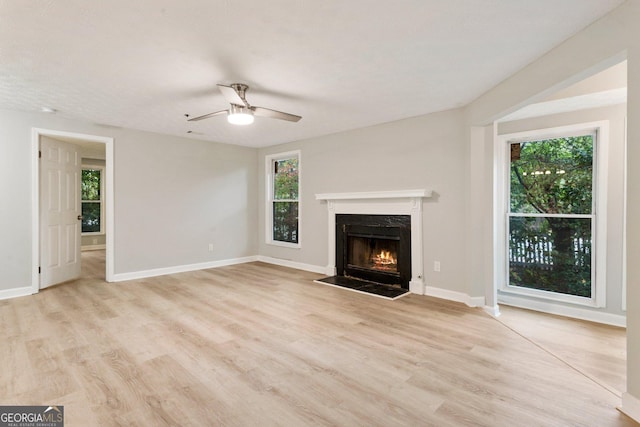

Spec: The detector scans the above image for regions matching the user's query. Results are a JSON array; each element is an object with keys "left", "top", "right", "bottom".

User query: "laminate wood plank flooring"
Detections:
[
  {"left": 0, "top": 251, "right": 636, "bottom": 426},
  {"left": 496, "top": 304, "right": 626, "bottom": 397}
]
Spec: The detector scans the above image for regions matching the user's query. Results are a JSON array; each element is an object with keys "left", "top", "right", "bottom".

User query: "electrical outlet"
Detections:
[
  {"left": 208, "top": 243, "right": 214, "bottom": 252},
  {"left": 434, "top": 261, "right": 441, "bottom": 272}
]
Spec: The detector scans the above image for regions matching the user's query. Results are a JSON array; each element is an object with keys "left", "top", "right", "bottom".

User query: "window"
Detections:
[
  {"left": 81, "top": 168, "right": 103, "bottom": 234},
  {"left": 266, "top": 151, "right": 300, "bottom": 247},
  {"left": 499, "top": 122, "right": 608, "bottom": 307}
]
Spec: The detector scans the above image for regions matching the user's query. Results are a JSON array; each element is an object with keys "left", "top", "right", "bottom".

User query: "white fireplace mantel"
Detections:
[
  {"left": 315, "top": 189, "right": 433, "bottom": 295},
  {"left": 315, "top": 189, "right": 433, "bottom": 201}
]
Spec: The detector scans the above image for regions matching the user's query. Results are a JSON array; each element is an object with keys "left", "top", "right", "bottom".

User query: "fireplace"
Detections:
[
  {"left": 336, "top": 214, "right": 411, "bottom": 289},
  {"left": 316, "top": 189, "right": 431, "bottom": 295}
]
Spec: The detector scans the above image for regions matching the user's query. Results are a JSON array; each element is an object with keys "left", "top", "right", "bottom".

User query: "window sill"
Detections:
[
  {"left": 82, "top": 232, "right": 105, "bottom": 236},
  {"left": 499, "top": 285, "right": 599, "bottom": 308},
  {"left": 266, "top": 240, "right": 301, "bottom": 249}
]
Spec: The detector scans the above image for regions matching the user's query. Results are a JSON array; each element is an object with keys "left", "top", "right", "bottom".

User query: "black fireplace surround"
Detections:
[{"left": 336, "top": 214, "right": 411, "bottom": 289}]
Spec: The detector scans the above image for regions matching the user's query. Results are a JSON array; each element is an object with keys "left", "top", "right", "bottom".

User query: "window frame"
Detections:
[
  {"left": 265, "top": 150, "right": 301, "bottom": 248},
  {"left": 81, "top": 166, "right": 105, "bottom": 235},
  {"left": 496, "top": 122, "right": 609, "bottom": 308}
]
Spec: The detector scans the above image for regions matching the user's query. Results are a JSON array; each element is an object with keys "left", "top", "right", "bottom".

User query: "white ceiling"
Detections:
[
  {"left": 498, "top": 88, "right": 627, "bottom": 122},
  {"left": 500, "top": 60, "right": 627, "bottom": 122},
  {"left": 0, "top": 0, "right": 625, "bottom": 148}
]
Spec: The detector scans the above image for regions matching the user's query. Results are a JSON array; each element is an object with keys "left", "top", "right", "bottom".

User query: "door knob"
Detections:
[{"left": 77, "top": 215, "right": 83, "bottom": 221}]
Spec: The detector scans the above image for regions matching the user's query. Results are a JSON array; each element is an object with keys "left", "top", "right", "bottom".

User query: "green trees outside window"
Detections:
[
  {"left": 272, "top": 157, "right": 299, "bottom": 244},
  {"left": 81, "top": 169, "right": 102, "bottom": 233},
  {"left": 508, "top": 135, "right": 594, "bottom": 297}
]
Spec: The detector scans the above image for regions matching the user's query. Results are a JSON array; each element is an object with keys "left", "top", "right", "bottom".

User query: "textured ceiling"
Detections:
[{"left": 0, "top": 0, "right": 625, "bottom": 147}]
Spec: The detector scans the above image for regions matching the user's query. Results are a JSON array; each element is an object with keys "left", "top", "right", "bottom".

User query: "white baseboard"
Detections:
[
  {"left": 111, "top": 256, "right": 259, "bottom": 282},
  {"left": 425, "top": 286, "right": 486, "bottom": 307},
  {"left": 82, "top": 244, "right": 106, "bottom": 251},
  {"left": 620, "top": 393, "right": 640, "bottom": 423},
  {"left": 257, "top": 256, "right": 326, "bottom": 274},
  {"left": 0, "top": 286, "right": 34, "bottom": 301},
  {"left": 498, "top": 293, "right": 626, "bottom": 327},
  {"left": 2, "top": 255, "right": 320, "bottom": 297},
  {"left": 484, "top": 305, "right": 501, "bottom": 317}
]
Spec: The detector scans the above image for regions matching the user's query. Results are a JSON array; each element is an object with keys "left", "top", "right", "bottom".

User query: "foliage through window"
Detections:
[
  {"left": 268, "top": 153, "right": 299, "bottom": 245},
  {"left": 508, "top": 134, "right": 595, "bottom": 298},
  {"left": 81, "top": 169, "right": 102, "bottom": 233}
]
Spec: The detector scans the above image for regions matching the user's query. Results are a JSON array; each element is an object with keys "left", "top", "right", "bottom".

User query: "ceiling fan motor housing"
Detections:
[{"left": 230, "top": 83, "right": 249, "bottom": 102}]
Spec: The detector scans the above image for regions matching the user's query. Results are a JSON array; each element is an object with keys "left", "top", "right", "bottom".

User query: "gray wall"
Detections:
[
  {"left": 115, "top": 131, "right": 258, "bottom": 273},
  {"left": 258, "top": 109, "right": 470, "bottom": 294},
  {"left": 0, "top": 108, "right": 258, "bottom": 293},
  {"left": 0, "top": 111, "right": 33, "bottom": 290}
]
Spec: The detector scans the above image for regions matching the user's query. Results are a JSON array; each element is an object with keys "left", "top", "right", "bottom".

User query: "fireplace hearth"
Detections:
[{"left": 336, "top": 214, "right": 411, "bottom": 288}]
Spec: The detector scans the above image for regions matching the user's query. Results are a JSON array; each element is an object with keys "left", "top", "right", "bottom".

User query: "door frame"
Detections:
[{"left": 31, "top": 128, "right": 115, "bottom": 293}]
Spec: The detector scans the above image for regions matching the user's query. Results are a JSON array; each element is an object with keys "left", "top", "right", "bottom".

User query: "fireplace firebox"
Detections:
[{"left": 336, "top": 214, "right": 411, "bottom": 288}]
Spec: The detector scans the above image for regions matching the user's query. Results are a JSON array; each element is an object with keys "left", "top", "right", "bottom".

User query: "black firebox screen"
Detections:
[
  {"left": 336, "top": 214, "right": 411, "bottom": 289},
  {"left": 347, "top": 236, "right": 399, "bottom": 273}
]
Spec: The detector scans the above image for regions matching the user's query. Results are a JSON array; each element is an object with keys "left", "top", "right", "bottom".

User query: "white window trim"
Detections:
[
  {"left": 265, "top": 150, "right": 301, "bottom": 248},
  {"left": 495, "top": 121, "right": 609, "bottom": 308},
  {"left": 81, "top": 165, "right": 105, "bottom": 236}
]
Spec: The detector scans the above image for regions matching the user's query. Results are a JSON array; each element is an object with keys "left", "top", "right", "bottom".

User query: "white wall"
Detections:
[
  {"left": 258, "top": 109, "right": 470, "bottom": 295},
  {"left": 0, "top": 108, "right": 258, "bottom": 295}
]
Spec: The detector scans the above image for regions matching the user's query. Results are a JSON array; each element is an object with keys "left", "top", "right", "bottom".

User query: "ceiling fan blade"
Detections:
[
  {"left": 218, "top": 84, "right": 247, "bottom": 106},
  {"left": 252, "top": 106, "right": 302, "bottom": 122},
  {"left": 187, "top": 110, "right": 228, "bottom": 122}
]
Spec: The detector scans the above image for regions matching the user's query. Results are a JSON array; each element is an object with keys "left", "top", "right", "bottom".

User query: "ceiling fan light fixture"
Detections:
[
  {"left": 187, "top": 83, "right": 301, "bottom": 124},
  {"left": 227, "top": 104, "right": 254, "bottom": 125}
]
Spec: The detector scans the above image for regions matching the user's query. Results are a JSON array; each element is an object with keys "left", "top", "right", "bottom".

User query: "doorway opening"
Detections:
[{"left": 32, "top": 128, "right": 114, "bottom": 293}]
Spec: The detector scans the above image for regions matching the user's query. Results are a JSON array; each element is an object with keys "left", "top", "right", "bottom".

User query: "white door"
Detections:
[{"left": 40, "top": 137, "right": 82, "bottom": 288}]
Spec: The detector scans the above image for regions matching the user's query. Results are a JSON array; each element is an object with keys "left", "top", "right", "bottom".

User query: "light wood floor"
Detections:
[
  {"left": 497, "top": 305, "right": 627, "bottom": 398},
  {"left": 0, "top": 251, "right": 636, "bottom": 426}
]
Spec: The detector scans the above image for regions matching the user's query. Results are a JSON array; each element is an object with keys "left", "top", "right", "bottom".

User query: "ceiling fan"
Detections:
[{"left": 187, "top": 83, "right": 302, "bottom": 125}]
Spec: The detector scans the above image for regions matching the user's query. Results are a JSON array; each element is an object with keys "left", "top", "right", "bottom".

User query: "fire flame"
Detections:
[{"left": 374, "top": 250, "right": 396, "bottom": 266}]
